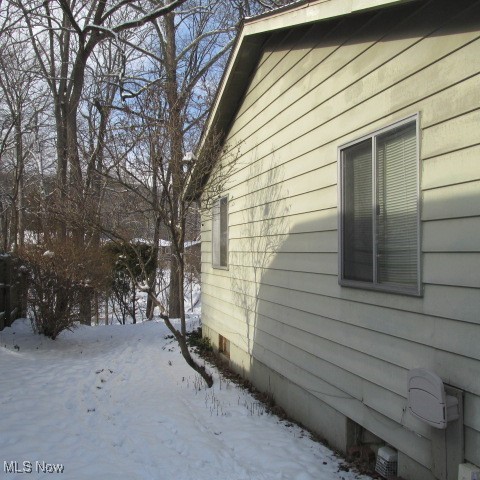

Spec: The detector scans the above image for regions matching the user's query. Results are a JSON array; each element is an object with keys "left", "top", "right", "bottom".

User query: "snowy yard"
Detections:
[{"left": 0, "top": 318, "right": 373, "bottom": 480}]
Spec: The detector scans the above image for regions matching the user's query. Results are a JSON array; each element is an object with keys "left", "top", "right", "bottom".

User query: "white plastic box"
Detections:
[
  {"left": 459, "top": 463, "right": 480, "bottom": 480},
  {"left": 375, "top": 446, "right": 398, "bottom": 479}
]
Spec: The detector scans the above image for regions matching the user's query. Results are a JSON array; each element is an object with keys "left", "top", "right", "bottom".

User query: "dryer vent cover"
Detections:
[{"left": 407, "top": 368, "right": 459, "bottom": 429}]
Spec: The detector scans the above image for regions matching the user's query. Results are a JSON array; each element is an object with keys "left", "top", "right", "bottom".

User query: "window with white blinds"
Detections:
[
  {"left": 339, "top": 117, "right": 420, "bottom": 295},
  {"left": 212, "top": 196, "right": 228, "bottom": 268}
]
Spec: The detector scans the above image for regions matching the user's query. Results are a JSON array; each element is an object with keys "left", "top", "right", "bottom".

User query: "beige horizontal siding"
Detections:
[
  {"left": 202, "top": 298, "right": 431, "bottom": 434},
  {"left": 424, "top": 253, "right": 480, "bottom": 288},
  {"left": 250, "top": 338, "right": 433, "bottom": 468},
  {"left": 227, "top": 161, "right": 337, "bottom": 215},
  {"left": 227, "top": 72, "right": 480, "bottom": 192},
  {"left": 228, "top": 208, "right": 338, "bottom": 238},
  {"left": 423, "top": 217, "right": 480, "bottom": 252},
  {"left": 201, "top": 0, "right": 480, "bottom": 473},
  {"left": 422, "top": 144, "right": 480, "bottom": 190},
  {"left": 231, "top": 2, "right": 475, "bottom": 144},
  {"left": 465, "top": 426, "right": 480, "bottom": 466},
  {"left": 223, "top": 68, "right": 479, "bottom": 207},
  {"left": 228, "top": 251, "right": 337, "bottom": 275},
  {"left": 235, "top": 25, "right": 330, "bottom": 118},
  {"left": 223, "top": 72, "right": 480, "bottom": 207},
  {"left": 226, "top": 14, "right": 480, "bottom": 177},
  {"left": 202, "top": 278, "right": 480, "bottom": 368},
  {"left": 202, "top": 266, "right": 480, "bottom": 325},
  {"left": 422, "top": 180, "right": 480, "bottom": 221},
  {"left": 232, "top": 31, "right": 480, "bottom": 156},
  {"left": 229, "top": 231, "right": 338, "bottom": 253},
  {"left": 229, "top": 187, "right": 338, "bottom": 226},
  {"left": 237, "top": 27, "right": 313, "bottom": 108},
  {"left": 422, "top": 109, "right": 480, "bottom": 160}
]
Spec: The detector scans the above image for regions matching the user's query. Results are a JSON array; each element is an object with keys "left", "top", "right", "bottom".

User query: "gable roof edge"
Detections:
[
  {"left": 244, "top": 0, "right": 419, "bottom": 34},
  {"left": 188, "top": 0, "right": 421, "bottom": 201}
]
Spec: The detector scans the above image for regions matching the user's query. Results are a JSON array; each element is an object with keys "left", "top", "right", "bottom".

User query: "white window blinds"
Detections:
[{"left": 376, "top": 123, "right": 418, "bottom": 287}]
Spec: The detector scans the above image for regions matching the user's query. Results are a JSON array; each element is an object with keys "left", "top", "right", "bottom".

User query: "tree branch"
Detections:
[
  {"left": 58, "top": 0, "right": 83, "bottom": 37},
  {"left": 111, "top": 0, "right": 188, "bottom": 34}
]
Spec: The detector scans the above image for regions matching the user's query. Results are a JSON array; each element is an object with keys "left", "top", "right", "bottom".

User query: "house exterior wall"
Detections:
[{"left": 201, "top": 1, "right": 480, "bottom": 478}]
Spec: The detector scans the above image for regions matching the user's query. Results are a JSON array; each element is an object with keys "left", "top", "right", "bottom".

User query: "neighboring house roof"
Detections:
[{"left": 186, "top": 0, "right": 421, "bottom": 200}]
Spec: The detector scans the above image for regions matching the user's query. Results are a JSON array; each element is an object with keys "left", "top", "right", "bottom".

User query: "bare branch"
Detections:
[
  {"left": 110, "top": 0, "right": 188, "bottom": 34},
  {"left": 58, "top": 0, "right": 83, "bottom": 36}
]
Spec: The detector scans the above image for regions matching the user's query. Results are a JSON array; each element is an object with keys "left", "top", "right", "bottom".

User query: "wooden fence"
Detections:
[{"left": 0, "top": 255, "right": 27, "bottom": 331}]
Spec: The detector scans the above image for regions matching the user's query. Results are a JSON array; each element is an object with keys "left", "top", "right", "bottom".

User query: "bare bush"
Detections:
[{"left": 19, "top": 241, "right": 110, "bottom": 339}]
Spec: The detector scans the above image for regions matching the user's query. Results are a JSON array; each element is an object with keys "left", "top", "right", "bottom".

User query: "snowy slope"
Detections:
[{"left": 0, "top": 319, "right": 373, "bottom": 480}]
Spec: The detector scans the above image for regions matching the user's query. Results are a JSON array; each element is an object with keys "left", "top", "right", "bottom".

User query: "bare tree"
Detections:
[
  {"left": 113, "top": 1, "right": 240, "bottom": 318},
  {"left": 1, "top": 0, "right": 298, "bottom": 377},
  {"left": 96, "top": 0, "right": 296, "bottom": 385},
  {"left": 0, "top": 30, "right": 50, "bottom": 252},
  {"left": 102, "top": 117, "right": 235, "bottom": 386},
  {"left": 1, "top": 0, "right": 189, "bottom": 325},
  {"left": 11, "top": 0, "right": 188, "bottom": 242},
  {"left": 91, "top": 0, "right": 244, "bottom": 385}
]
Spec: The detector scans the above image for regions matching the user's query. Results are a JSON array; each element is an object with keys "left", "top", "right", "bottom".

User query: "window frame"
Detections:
[
  {"left": 212, "top": 195, "right": 229, "bottom": 269},
  {"left": 338, "top": 114, "right": 422, "bottom": 296}
]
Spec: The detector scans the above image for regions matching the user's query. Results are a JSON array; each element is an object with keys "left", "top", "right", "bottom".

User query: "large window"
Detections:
[
  {"left": 339, "top": 116, "right": 420, "bottom": 295},
  {"left": 212, "top": 196, "right": 228, "bottom": 268}
]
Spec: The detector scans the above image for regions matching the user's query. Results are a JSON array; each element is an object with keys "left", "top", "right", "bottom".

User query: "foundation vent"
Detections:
[
  {"left": 375, "top": 446, "right": 398, "bottom": 479},
  {"left": 219, "top": 334, "right": 230, "bottom": 359}
]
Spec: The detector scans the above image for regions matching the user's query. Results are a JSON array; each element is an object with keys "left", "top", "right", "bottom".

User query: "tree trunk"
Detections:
[
  {"left": 105, "top": 294, "right": 109, "bottom": 325},
  {"left": 0, "top": 198, "right": 8, "bottom": 252},
  {"left": 158, "top": 307, "right": 213, "bottom": 388},
  {"left": 164, "top": 10, "right": 184, "bottom": 319},
  {"left": 169, "top": 250, "right": 181, "bottom": 318},
  {"left": 146, "top": 149, "right": 162, "bottom": 320},
  {"left": 79, "top": 287, "right": 92, "bottom": 325},
  {"left": 132, "top": 286, "right": 136, "bottom": 324},
  {"left": 13, "top": 112, "right": 24, "bottom": 251}
]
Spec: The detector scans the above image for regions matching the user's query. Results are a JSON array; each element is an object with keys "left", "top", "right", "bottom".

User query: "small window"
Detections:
[
  {"left": 212, "top": 196, "right": 228, "bottom": 268},
  {"left": 339, "top": 116, "right": 420, "bottom": 295}
]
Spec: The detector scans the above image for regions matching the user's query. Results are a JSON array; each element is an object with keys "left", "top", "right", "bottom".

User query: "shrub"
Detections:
[
  {"left": 27, "top": 257, "right": 82, "bottom": 339},
  {"left": 103, "top": 241, "right": 156, "bottom": 324},
  {"left": 187, "top": 327, "right": 213, "bottom": 353},
  {"left": 19, "top": 241, "right": 110, "bottom": 339}
]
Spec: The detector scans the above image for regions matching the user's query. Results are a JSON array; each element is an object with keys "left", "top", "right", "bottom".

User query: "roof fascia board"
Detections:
[
  {"left": 244, "top": 0, "right": 418, "bottom": 35},
  {"left": 198, "top": 29, "right": 246, "bottom": 148},
  {"left": 187, "top": 30, "right": 267, "bottom": 200},
  {"left": 197, "top": 29, "right": 267, "bottom": 152}
]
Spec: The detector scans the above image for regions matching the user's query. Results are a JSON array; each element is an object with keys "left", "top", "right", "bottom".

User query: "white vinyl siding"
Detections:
[
  {"left": 212, "top": 196, "right": 228, "bottom": 268},
  {"left": 340, "top": 118, "right": 420, "bottom": 295}
]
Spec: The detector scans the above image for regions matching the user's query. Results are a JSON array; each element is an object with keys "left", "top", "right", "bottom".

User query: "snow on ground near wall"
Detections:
[{"left": 0, "top": 319, "right": 373, "bottom": 480}]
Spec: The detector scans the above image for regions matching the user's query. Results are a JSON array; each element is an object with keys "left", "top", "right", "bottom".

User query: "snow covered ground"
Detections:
[{"left": 0, "top": 318, "right": 373, "bottom": 480}]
